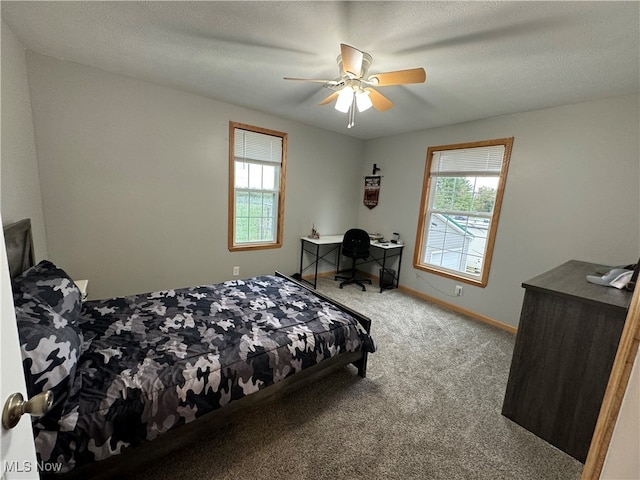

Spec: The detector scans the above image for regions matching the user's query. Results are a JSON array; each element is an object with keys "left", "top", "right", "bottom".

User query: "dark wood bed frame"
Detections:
[
  {"left": 4, "top": 218, "right": 35, "bottom": 279},
  {"left": 4, "top": 218, "right": 372, "bottom": 479}
]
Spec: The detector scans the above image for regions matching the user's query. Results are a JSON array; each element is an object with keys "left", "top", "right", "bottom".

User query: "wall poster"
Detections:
[{"left": 364, "top": 175, "right": 381, "bottom": 209}]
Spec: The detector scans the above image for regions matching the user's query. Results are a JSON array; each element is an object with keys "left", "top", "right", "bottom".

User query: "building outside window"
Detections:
[
  {"left": 414, "top": 138, "right": 513, "bottom": 287},
  {"left": 228, "top": 122, "right": 287, "bottom": 251}
]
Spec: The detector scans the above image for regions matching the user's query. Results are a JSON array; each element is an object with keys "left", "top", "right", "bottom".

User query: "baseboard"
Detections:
[
  {"left": 302, "top": 270, "right": 517, "bottom": 334},
  {"left": 301, "top": 271, "right": 337, "bottom": 281},
  {"left": 398, "top": 284, "right": 517, "bottom": 334}
]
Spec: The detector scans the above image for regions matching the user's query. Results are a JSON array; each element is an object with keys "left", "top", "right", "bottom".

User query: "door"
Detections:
[{"left": 0, "top": 216, "right": 39, "bottom": 479}]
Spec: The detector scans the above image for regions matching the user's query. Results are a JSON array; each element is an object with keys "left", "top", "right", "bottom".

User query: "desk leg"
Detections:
[
  {"left": 313, "top": 243, "right": 320, "bottom": 288},
  {"left": 376, "top": 246, "right": 404, "bottom": 292},
  {"left": 395, "top": 248, "right": 403, "bottom": 289},
  {"left": 380, "top": 249, "right": 388, "bottom": 293},
  {"left": 299, "top": 239, "right": 304, "bottom": 279},
  {"left": 299, "top": 238, "right": 320, "bottom": 289}
]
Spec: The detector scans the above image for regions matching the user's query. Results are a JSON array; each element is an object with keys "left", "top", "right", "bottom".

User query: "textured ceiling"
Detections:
[{"left": 2, "top": 1, "right": 639, "bottom": 140}]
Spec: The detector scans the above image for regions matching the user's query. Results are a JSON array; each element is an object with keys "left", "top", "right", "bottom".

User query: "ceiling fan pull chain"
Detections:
[{"left": 348, "top": 95, "right": 356, "bottom": 128}]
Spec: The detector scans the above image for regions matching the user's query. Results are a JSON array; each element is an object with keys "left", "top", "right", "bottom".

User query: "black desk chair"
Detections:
[{"left": 335, "top": 228, "right": 372, "bottom": 291}]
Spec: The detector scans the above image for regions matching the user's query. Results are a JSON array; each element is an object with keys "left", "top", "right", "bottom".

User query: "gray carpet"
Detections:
[{"left": 135, "top": 277, "right": 584, "bottom": 480}]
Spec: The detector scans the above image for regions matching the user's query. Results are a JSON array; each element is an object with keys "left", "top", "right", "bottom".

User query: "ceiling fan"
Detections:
[{"left": 284, "top": 43, "right": 426, "bottom": 128}]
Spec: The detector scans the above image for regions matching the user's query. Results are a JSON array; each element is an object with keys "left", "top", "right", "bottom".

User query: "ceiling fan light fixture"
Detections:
[
  {"left": 335, "top": 87, "right": 354, "bottom": 113},
  {"left": 355, "top": 90, "right": 373, "bottom": 112},
  {"left": 285, "top": 43, "right": 426, "bottom": 129}
]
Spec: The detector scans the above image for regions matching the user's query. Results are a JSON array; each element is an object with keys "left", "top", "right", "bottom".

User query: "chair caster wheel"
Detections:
[{"left": 339, "top": 286, "right": 344, "bottom": 289}]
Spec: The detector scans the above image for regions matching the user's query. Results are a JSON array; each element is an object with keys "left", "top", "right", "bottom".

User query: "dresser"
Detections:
[{"left": 502, "top": 260, "right": 632, "bottom": 462}]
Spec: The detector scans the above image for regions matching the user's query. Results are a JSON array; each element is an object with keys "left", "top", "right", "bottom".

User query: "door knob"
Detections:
[{"left": 2, "top": 391, "right": 53, "bottom": 429}]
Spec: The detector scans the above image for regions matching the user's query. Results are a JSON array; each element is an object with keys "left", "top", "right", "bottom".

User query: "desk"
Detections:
[
  {"left": 299, "top": 235, "right": 404, "bottom": 292},
  {"left": 298, "top": 235, "right": 344, "bottom": 288}
]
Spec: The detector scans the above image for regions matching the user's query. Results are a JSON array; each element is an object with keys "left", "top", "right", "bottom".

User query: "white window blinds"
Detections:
[
  {"left": 431, "top": 145, "right": 505, "bottom": 175},
  {"left": 234, "top": 129, "right": 282, "bottom": 163}
]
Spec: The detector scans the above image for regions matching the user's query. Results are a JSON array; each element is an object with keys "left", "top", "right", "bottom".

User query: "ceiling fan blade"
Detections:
[
  {"left": 340, "top": 43, "right": 364, "bottom": 77},
  {"left": 318, "top": 92, "right": 339, "bottom": 106},
  {"left": 369, "top": 68, "right": 426, "bottom": 86},
  {"left": 283, "top": 77, "right": 335, "bottom": 83},
  {"left": 365, "top": 88, "right": 394, "bottom": 112}
]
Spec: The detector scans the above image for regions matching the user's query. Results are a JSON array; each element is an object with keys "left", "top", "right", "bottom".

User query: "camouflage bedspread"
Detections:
[{"left": 33, "top": 274, "right": 375, "bottom": 473}]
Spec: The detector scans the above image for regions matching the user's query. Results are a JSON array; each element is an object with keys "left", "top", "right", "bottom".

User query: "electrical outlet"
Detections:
[
  {"left": 455, "top": 285, "right": 463, "bottom": 296},
  {"left": 233, "top": 266, "right": 240, "bottom": 276}
]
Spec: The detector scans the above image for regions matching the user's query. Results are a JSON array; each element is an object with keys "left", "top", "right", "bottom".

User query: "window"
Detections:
[
  {"left": 414, "top": 138, "right": 513, "bottom": 287},
  {"left": 228, "top": 122, "right": 287, "bottom": 251}
]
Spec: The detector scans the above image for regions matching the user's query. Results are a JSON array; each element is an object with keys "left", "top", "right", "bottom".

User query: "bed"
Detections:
[{"left": 4, "top": 219, "right": 375, "bottom": 478}]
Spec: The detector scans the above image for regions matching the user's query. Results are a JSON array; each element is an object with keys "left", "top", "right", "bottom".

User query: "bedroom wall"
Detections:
[
  {"left": 358, "top": 94, "right": 640, "bottom": 328},
  {"left": 0, "top": 21, "right": 48, "bottom": 259},
  {"left": 23, "top": 52, "right": 364, "bottom": 299},
  {"left": 601, "top": 351, "right": 640, "bottom": 478}
]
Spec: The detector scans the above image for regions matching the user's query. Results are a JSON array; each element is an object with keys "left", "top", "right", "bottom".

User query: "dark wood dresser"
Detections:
[{"left": 502, "top": 260, "right": 632, "bottom": 462}]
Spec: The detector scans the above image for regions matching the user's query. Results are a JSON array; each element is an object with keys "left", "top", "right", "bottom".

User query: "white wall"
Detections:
[
  {"left": 359, "top": 95, "right": 640, "bottom": 328},
  {"left": 0, "top": 21, "right": 47, "bottom": 259},
  {"left": 601, "top": 352, "right": 640, "bottom": 479},
  {"left": 24, "top": 52, "right": 364, "bottom": 299}
]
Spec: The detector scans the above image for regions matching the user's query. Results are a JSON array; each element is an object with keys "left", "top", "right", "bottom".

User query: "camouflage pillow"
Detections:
[
  {"left": 12, "top": 260, "right": 82, "bottom": 326},
  {"left": 15, "top": 294, "right": 82, "bottom": 422}
]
